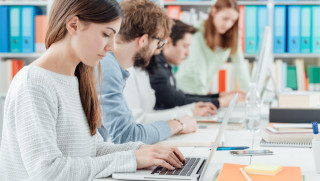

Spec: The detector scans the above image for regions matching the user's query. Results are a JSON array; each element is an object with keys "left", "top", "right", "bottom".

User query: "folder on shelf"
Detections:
[
  {"left": 239, "top": 5, "right": 245, "bottom": 53},
  {"left": 287, "top": 66, "right": 298, "bottom": 90},
  {"left": 300, "top": 6, "right": 312, "bottom": 53},
  {"left": 312, "top": 6, "right": 320, "bottom": 54},
  {"left": 9, "top": 6, "right": 22, "bottom": 53},
  {"left": 245, "top": 6, "right": 257, "bottom": 54},
  {"left": 0, "top": 6, "right": 9, "bottom": 53},
  {"left": 35, "top": 15, "right": 47, "bottom": 53},
  {"left": 21, "top": 6, "right": 38, "bottom": 53},
  {"left": 166, "top": 6, "right": 181, "bottom": 20},
  {"left": 287, "top": 6, "right": 300, "bottom": 53},
  {"left": 257, "top": 6, "right": 268, "bottom": 48},
  {"left": 273, "top": 6, "right": 286, "bottom": 54}
]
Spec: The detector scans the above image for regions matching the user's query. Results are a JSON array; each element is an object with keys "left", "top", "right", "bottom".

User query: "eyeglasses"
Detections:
[{"left": 152, "top": 36, "right": 167, "bottom": 49}]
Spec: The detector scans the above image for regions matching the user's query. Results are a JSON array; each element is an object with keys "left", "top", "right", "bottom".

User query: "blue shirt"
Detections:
[{"left": 97, "top": 52, "right": 171, "bottom": 144}]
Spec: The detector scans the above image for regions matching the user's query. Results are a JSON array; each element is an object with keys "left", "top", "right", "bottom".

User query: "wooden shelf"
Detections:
[
  {"left": 0, "top": 0, "right": 48, "bottom": 6},
  {"left": 0, "top": 53, "right": 42, "bottom": 59}
]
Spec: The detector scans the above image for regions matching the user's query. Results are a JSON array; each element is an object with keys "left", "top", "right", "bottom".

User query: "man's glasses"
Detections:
[{"left": 152, "top": 36, "right": 167, "bottom": 49}]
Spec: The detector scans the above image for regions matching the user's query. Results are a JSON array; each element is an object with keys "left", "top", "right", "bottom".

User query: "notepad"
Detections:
[
  {"left": 217, "top": 163, "right": 303, "bottom": 181},
  {"left": 245, "top": 164, "right": 282, "bottom": 175},
  {"left": 261, "top": 128, "right": 313, "bottom": 144},
  {"left": 155, "top": 129, "right": 220, "bottom": 147},
  {"left": 260, "top": 139, "right": 312, "bottom": 148}
]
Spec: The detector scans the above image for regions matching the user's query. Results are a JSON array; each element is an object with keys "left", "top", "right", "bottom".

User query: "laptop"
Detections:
[{"left": 112, "top": 93, "right": 239, "bottom": 181}]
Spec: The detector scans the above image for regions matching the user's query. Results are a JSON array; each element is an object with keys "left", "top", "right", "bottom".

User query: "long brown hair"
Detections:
[
  {"left": 45, "top": 0, "right": 123, "bottom": 136},
  {"left": 205, "top": 0, "right": 239, "bottom": 55}
]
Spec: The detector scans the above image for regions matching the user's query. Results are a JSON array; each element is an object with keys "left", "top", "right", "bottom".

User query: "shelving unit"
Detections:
[{"left": 160, "top": 0, "right": 320, "bottom": 61}]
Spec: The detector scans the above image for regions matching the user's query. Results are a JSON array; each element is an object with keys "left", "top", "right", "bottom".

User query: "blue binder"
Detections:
[
  {"left": 312, "top": 6, "right": 320, "bottom": 54},
  {"left": 245, "top": 6, "right": 257, "bottom": 54},
  {"left": 0, "top": 6, "right": 9, "bottom": 53},
  {"left": 9, "top": 6, "right": 21, "bottom": 53},
  {"left": 274, "top": 6, "right": 286, "bottom": 54},
  {"left": 257, "top": 6, "right": 268, "bottom": 49},
  {"left": 287, "top": 6, "right": 300, "bottom": 53},
  {"left": 21, "top": 6, "right": 38, "bottom": 53},
  {"left": 300, "top": 6, "right": 312, "bottom": 53}
]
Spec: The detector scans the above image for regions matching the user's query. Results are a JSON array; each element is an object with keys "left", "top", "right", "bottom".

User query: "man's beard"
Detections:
[{"left": 133, "top": 46, "right": 153, "bottom": 68}]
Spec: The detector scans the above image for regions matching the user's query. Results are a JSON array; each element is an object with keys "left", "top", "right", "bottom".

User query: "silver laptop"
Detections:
[{"left": 112, "top": 94, "right": 239, "bottom": 181}]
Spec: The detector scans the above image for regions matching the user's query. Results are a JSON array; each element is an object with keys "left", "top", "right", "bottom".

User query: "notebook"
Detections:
[
  {"left": 217, "top": 163, "right": 303, "bottom": 181},
  {"left": 260, "top": 139, "right": 312, "bottom": 148},
  {"left": 261, "top": 128, "right": 313, "bottom": 144},
  {"left": 155, "top": 129, "right": 220, "bottom": 147}
]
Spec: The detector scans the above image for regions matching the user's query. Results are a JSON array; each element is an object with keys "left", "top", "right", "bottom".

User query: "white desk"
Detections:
[{"left": 94, "top": 124, "right": 320, "bottom": 181}]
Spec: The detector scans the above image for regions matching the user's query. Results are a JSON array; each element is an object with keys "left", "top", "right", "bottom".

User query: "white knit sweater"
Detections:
[{"left": 0, "top": 66, "right": 143, "bottom": 181}]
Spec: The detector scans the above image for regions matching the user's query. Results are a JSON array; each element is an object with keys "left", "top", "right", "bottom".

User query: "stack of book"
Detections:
[{"left": 260, "top": 123, "right": 314, "bottom": 148}]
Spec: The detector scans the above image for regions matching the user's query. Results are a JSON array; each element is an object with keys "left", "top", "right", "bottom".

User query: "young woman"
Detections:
[
  {"left": 176, "top": 0, "right": 250, "bottom": 95},
  {"left": 0, "top": 0, "right": 185, "bottom": 180}
]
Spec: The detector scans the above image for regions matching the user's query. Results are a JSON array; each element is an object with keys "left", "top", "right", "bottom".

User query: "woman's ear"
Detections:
[
  {"left": 66, "top": 16, "right": 80, "bottom": 36},
  {"left": 211, "top": 7, "right": 217, "bottom": 17},
  {"left": 166, "top": 37, "right": 172, "bottom": 47}
]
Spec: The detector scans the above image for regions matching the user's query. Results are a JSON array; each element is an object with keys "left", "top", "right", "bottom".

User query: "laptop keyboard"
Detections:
[{"left": 151, "top": 158, "right": 201, "bottom": 176}]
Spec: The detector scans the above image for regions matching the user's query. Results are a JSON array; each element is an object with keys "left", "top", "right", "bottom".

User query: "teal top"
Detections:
[{"left": 176, "top": 21, "right": 250, "bottom": 94}]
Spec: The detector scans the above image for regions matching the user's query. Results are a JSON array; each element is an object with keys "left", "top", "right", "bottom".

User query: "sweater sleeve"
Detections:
[
  {"left": 98, "top": 56, "right": 172, "bottom": 144},
  {"left": 95, "top": 133, "right": 144, "bottom": 156},
  {"left": 176, "top": 31, "right": 209, "bottom": 95},
  {"left": 231, "top": 37, "right": 250, "bottom": 92},
  {"left": 14, "top": 82, "right": 138, "bottom": 181},
  {"left": 123, "top": 67, "right": 194, "bottom": 124}
]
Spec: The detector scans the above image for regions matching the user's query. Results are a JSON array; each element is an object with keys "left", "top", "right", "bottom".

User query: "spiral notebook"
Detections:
[
  {"left": 260, "top": 128, "right": 313, "bottom": 148},
  {"left": 260, "top": 139, "right": 312, "bottom": 148}
]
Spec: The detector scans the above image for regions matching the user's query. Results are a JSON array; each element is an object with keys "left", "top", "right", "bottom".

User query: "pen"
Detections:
[{"left": 211, "top": 146, "right": 249, "bottom": 151}]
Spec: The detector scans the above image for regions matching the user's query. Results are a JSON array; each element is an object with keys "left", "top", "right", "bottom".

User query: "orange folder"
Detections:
[{"left": 217, "top": 163, "right": 303, "bottom": 181}]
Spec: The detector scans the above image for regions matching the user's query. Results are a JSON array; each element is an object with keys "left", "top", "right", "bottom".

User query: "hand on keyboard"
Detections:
[{"left": 135, "top": 145, "right": 185, "bottom": 170}]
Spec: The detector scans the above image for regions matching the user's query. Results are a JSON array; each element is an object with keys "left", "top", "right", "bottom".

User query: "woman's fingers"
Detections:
[
  {"left": 154, "top": 159, "right": 175, "bottom": 170},
  {"left": 172, "top": 147, "right": 186, "bottom": 162}
]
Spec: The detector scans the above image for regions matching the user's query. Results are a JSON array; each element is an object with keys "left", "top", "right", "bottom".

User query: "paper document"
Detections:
[{"left": 155, "top": 129, "right": 221, "bottom": 147}]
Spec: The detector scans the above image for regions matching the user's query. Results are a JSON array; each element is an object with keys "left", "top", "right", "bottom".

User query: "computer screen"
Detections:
[{"left": 251, "top": 26, "right": 274, "bottom": 95}]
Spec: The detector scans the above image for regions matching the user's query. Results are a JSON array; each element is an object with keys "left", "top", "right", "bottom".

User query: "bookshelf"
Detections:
[
  {"left": 160, "top": 0, "right": 320, "bottom": 60},
  {"left": 0, "top": 0, "right": 53, "bottom": 95}
]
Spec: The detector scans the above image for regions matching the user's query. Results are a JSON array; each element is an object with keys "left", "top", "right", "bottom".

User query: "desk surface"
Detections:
[{"left": 94, "top": 123, "right": 320, "bottom": 181}]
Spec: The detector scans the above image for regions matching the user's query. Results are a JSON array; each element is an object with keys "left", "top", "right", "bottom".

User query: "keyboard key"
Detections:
[
  {"left": 151, "top": 167, "right": 163, "bottom": 174},
  {"left": 159, "top": 168, "right": 168, "bottom": 175}
]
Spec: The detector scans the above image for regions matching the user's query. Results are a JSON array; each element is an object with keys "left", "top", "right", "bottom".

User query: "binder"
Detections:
[
  {"left": 273, "top": 6, "right": 286, "bottom": 53},
  {"left": 312, "top": 6, "right": 320, "bottom": 53},
  {"left": 287, "top": 66, "right": 297, "bottom": 90},
  {"left": 0, "top": 6, "right": 9, "bottom": 53},
  {"left": 21, "top": 6, "right": 38, "bottom": 53},
  {"left": 9, "top": 6, "right": 22, "bottom": 53},
  {"left": 245, "top": 6, "right": 257, "bottom": 54},
  {"left": 257, "top": 6, "right": 268, "bottom": 48},
  {"left": 300, "top": 6, "right": 312, "bottom": 53},
  {"left": 35, "top": 15, "right": 47, "bottom": 53},
  {"left": 239, "top": 5, "right": 245, "bottom": 52},
  {"left": 287, "top": 6, "right": 300, "bottom": 53}
]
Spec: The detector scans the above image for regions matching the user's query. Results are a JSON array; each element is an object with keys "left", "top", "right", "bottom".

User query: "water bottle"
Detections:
[{"left": 245, "top": 82, "right": 261, "bottom": 131}]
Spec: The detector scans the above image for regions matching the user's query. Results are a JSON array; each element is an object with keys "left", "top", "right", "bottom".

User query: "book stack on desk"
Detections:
[
  {"left": 260, "top": 123, "right": 314, "bottom": 148},
  {"left": 270, "top": 92, "right": 320, "bottom": 123}
]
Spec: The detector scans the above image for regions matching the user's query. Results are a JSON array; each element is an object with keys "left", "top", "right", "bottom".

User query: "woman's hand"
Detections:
[
  {"left": 135, "top": 145, "right": 185, "bottom": 170},
  {"left": 192, "top": 102, "right": 217, "bottom": 116}
]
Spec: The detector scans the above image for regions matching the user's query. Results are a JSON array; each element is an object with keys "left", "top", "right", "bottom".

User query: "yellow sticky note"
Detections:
[{"left": 245, "top": 164, "right": 283, "bottom": 176}]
